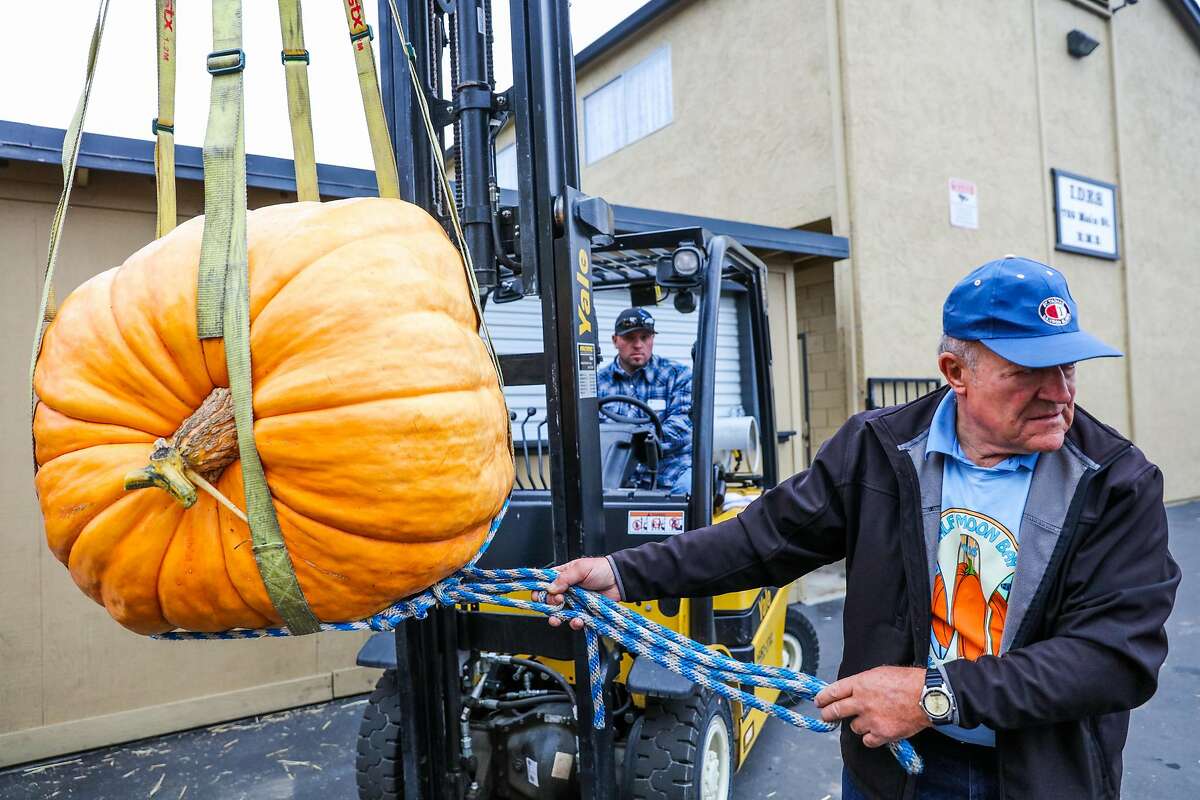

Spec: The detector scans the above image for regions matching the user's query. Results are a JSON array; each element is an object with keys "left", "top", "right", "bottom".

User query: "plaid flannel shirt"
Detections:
[{"left": 597, "top": 354, "right": 693, "bottom": 490}]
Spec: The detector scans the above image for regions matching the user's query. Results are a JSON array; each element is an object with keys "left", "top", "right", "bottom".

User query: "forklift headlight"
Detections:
[
  {"left": 672, "top": 246, "right": 701, "bottom": 277},
  {"left": 657, "top": 245, "right": 705, "bottom": 288}
]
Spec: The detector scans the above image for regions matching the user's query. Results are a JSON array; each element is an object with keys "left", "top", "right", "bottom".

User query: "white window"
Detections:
[
  {"left": 495, "top": 144, "right": 518, "bottom": 190},
  {"left": 583, "top": 46, "right": 673, "bottom": 164}
]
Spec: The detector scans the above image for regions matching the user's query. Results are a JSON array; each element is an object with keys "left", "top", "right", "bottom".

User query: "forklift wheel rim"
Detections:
[
  {"left": 781, "top": 631, "right": 803, "bottom": 672},
  {"left": 700, "top": 712, "right": 731, "bottom": 800}
]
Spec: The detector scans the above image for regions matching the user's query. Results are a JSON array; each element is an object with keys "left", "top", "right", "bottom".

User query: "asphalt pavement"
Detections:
[{"left": 2, "top": 501, "right": 1195, "bottom": 799}]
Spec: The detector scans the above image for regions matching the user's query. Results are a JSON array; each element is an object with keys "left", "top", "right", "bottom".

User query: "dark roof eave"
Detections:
[
  {"left": 0, "top": 120, "right": 848, "bottom": 261},
  {"left": 575, "top": 0, "right": 691, "bottom": 72},
  {"left": 1167, "top": 0, "right": 1200, "bottom": 49},
  {"left": 0, "top": 120, "right": 379, "bottom": 198}
]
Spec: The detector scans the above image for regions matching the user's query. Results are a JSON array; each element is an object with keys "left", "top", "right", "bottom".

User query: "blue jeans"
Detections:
[{"left": 841, "top": 732, "right": 999, "bottom": 799}]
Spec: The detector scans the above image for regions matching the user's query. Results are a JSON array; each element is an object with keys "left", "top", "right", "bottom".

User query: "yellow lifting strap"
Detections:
[
  {"left": 195, "top": 0, "right": 321, "bottom": 635},
  {"left": 29, "top": 0, "right": 110, "bottom": 454},
  {"left": 342, "top": 0, "right": 400, "bottom": 198},
  {"left": 153, "top": 0, "right": 177, "bottom": 238},
  {"left": 277, "top": 0, "right": 319, "bottom": 201}
]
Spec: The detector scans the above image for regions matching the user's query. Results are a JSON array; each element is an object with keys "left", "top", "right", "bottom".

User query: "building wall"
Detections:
[
  {"left": 573, "top": 0, "right": 838, "bottom": 229},
  {"left": 573, "top": 0, "right": 1199, "bottom": 500},
  {"left": 834, "top": 0, "right": 1197, "bottom": 500},
  {"left": 0, "top": 163, "right": 378, "bottom": 767},
  {"left": 1112, "top": 0, "right": 1200, "bottom": 503}
]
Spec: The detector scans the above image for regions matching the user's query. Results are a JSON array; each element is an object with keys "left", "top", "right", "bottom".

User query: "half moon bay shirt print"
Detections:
[{"left": 925, "top": 391, "right": 1038, "bottom": 747}]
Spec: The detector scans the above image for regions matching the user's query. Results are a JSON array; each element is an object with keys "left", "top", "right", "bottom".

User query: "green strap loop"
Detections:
[
  {"left": 197, "top": 0, "right": 320, "bottom": 635},
  {"left": 343, "top": 0, "right": 400, "bottom": 198},
  {"left": 30, "top": 0, "right": 111, "bottom": 465},
  {"left": 277, "top": 0, "right": 319, "bottom": 201},
  {"left": 154, "top": 0, "right": 177, "bottom": 238}
]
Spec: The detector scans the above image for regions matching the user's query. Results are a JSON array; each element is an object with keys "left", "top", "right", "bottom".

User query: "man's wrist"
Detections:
[{"left": 605, "top": 554, "right": 626, "bottom": 601}]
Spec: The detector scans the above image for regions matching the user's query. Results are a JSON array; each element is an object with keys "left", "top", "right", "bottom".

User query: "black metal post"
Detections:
[
  {"left": 451, "top": 0, "right": 498, "bottom": 289},
  {"left": 510, "top": 1, "right": 616, "bottom": 797}
]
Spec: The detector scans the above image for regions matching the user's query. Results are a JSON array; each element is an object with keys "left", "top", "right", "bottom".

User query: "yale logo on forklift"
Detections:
[{"left": 576, "top": 248, "right": 593, "bottom": 336}]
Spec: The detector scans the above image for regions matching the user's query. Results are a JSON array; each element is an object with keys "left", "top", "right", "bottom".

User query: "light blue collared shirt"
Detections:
[{"left": 925, "top": 392, "right": 1037, "bottom": 747}]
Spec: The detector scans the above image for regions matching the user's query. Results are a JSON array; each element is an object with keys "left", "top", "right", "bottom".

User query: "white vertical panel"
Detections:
[
  {"left": 624, "top": 46, "right": 673, "bottom": 143},
  {"left": 495, "top": 144, "right": 518, "bottom": 190},
  {"left": 583, "top": 77, "right": 626, "bottom": 164}
]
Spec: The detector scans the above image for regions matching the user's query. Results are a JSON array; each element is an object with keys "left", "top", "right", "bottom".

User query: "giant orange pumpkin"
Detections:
[{"left": 33, "top": 198, "right": 513, "bottom": 635}]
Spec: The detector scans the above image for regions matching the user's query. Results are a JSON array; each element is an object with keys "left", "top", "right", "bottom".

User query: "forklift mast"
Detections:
[{"left": 378, "top": 2, "right": 616, "bottom": 797}]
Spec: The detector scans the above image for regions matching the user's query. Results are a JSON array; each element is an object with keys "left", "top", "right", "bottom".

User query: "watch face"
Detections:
[{"left": 923, "top": 690, "right": 951, "bottom": 718}]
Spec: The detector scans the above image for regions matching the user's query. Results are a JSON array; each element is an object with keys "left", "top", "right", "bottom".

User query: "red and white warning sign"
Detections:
[
  {"left": 949, "top": 178, "right": 979, "bottom": 230},
  {"left": 627, "top": 510, "right": 685, "bottom": 536}
]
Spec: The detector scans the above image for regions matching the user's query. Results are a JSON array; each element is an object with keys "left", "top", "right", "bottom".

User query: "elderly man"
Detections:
[
  {"left": 548, "top": 258, "right": 1180, "bottom": 799},
  {"left": 597, "top": 307, "right": 693, "bottom": 494}
]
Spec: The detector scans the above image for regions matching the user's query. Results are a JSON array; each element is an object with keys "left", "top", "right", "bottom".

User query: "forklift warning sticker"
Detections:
[
  {"left": 578, "top": 343, "right": 597, "bottom": 398},
  {"left": 628, "top": 510, "right": 685, "bottom": 535}
]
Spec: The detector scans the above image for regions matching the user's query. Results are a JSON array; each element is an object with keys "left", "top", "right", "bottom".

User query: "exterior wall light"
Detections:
[{"left": 1067, "top": 29, "right": 1101, "bottom": 58}]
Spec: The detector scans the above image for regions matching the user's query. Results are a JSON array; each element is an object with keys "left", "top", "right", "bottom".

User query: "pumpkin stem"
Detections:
[
  {"left": 124, "top": 440, "right": 198, "bottom": 507},
  {"left": 123, "top": 387, "right": 242, "bottom": 511}
]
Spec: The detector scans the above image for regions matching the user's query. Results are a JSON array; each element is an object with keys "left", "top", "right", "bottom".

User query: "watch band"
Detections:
[{"left": 921, "top": 665, "right": 959, "bottom": 725}]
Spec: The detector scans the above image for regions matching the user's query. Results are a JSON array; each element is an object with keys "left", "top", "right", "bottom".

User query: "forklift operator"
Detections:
[
  {"left": 546, "top": 258, "right": 1179, "bottom": 800},
  {"left": 598, "top": 307, "right": 693, "bottom": 494}
]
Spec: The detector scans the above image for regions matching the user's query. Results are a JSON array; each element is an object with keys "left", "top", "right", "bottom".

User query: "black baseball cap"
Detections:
[{"left": 614, "top": 307, "right": 656, "bottom": 336}]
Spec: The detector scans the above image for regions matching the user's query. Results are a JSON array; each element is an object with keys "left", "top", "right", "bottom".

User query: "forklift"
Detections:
[{"left": 354, "top": 2, "right": 821, "bottom": 798}]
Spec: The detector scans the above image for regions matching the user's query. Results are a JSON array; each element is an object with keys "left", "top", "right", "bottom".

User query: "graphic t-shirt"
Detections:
[{"left": 925, "top": 393, "right": 1038, "bottom": 746}]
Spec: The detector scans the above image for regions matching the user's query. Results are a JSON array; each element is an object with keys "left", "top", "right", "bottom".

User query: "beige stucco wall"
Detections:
[
  {"left": 833, "top": 0, "right": 1196, "bottom": 500},
  {"left": 0, "top": 163, "right": 378, "bottom": 767},
  {"left": 573, "top": 0, "right": 838, "bottom": 229},
  {"left": 1111, "top": 1, "right": 1200, "bottom": 503},
  {"left": 572, "top": 0, "right": 1198, "bottom": 500}
]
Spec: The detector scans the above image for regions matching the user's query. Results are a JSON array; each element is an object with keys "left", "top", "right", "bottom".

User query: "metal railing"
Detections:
[{"left": 865, "top": 377, "right": 942, "bottom": 410}]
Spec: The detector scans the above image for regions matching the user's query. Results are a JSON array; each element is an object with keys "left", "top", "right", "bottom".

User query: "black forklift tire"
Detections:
[
  {"left": 624, "top": 691, "right": 734, "bottom": 800},
  {"left": 778, "top": 604, "right": 821, "bottom": 708},
  {"left": 356, "top": 669, "right": 405, "bottom": 800}
]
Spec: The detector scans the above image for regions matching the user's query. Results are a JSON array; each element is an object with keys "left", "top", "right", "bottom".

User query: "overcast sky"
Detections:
[{"left": 0, "top": 1, "right": 648, "bottom": 170}]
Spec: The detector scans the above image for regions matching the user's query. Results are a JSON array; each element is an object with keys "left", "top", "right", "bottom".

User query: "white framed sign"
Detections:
[{"left": 1052, "top": 169, "right": 1119, "bottom": 260}]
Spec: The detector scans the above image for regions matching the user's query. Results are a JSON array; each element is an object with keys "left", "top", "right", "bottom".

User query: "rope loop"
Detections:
[{"left": 152, "top": 496, "right": 923, "bottom": 775}]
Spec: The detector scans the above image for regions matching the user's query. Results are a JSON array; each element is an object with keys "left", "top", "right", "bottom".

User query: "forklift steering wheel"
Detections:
[{"left": 597, "top": 395, "right": 665, "bottom": 439}]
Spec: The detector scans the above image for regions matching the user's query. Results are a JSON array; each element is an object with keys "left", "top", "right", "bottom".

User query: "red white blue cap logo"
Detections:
[
  {"left": 1038, "top": 297, "right": 1071, "bottom": 327},
  {"left": 943, "top": 256, "right": 1122, "bottom": 368}
]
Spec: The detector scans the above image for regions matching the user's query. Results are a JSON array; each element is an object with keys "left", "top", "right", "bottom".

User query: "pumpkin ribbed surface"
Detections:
[{"left": 33, "top": 198, "right": 513, "bottom": 634}]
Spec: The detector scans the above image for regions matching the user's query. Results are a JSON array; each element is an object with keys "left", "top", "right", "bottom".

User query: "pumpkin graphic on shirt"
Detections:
[
  {"left": 929, "top": 509, "right": 1020, "bottom": 666},
  {"left": 931, "top": 572, "right": 953, "bottom": 658},
  {"left": 986, "top": 575, "right": 1013, "bottom": 654},
  {"left": 952, "top": 535, "right": 988, "bottom": 660}
]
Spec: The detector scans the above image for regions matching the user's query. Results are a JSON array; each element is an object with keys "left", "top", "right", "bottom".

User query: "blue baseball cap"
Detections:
[
  {"left": 943, "top": 256, "right": 1122, "bottom": 368},
  {"left": 614, "top": 307, "right": 656, "bottom": 335}
]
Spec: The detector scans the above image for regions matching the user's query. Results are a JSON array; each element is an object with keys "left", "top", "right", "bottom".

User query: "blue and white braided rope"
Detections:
[{"left": 152, "top": 497, "right": 923, "bottom": 775}]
